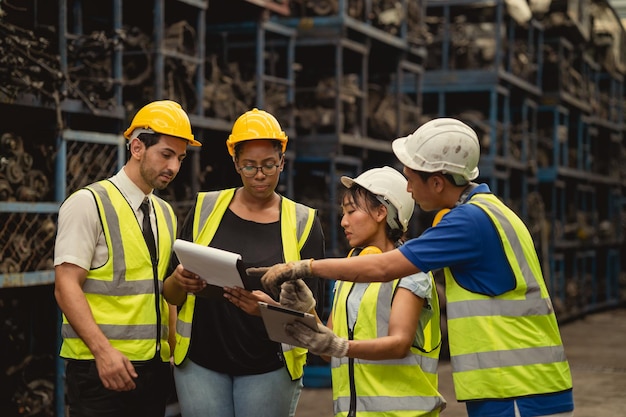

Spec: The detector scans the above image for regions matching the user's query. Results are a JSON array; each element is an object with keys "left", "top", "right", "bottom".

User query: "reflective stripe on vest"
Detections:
[
  {"left": 60, "top": 180, "right": 175, "bottom": 361},
  {"left": 174, "top": 189, "right": 316, "bottom": 380},
  {"left": 445, "top": 193, "right": 572, "bottom": 401},
  {"left": 330, "top": 249, "right": 445, "bottom": 416}
]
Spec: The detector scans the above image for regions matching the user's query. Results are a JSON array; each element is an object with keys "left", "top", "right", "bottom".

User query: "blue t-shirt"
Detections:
[
  {"left": 398, "top": 183, "right": 574, "bottom": 417},
  {"left": 399, "top": 183, "right": 515, "bottom": 296}
]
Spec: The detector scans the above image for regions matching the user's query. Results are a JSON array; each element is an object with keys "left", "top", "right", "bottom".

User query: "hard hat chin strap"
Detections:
[{"left": 375, "top": 195, "right": 403, "bottom": 232}]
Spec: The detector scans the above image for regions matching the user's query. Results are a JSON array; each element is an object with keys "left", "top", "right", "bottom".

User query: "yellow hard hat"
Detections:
[
  {"left": 226, "top": 108, "right": 287, "bottom": 156},
  {"left": 123, "top": 100, "right": 201, "bottom": 146}
]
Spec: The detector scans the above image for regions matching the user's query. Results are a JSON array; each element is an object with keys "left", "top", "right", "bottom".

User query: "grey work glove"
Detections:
[
  {"left": 247, "top": 259, "right": 314, "bottom": 298},
  {"left": 280, "top": 279, "right": 316, "bottom": 312},
  {"left": 285, "top": 321, "right": 349, "bottom": 358}
]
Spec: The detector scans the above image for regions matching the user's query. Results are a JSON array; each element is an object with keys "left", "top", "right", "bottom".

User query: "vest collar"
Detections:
[{"left": 111, "top": 167, "right": 153, "bottom": 212}]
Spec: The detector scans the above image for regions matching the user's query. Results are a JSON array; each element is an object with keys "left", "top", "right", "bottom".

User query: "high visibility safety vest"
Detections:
[
  {"left": 174, "top": 188, "right": 316, "bottom": 380},
  {"left": 60, "top": 180, "right": 176, "bottom": 362},
  {"left": 330, "top": 246, "right": 445, "bottom": 417},
  {"left": 445, "top": 193, "right": 573, "bottom": 401}
]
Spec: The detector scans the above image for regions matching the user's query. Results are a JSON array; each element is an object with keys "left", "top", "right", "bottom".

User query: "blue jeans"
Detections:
[{"left": 174, "top": 358, "right": 303, "bottom": 417}]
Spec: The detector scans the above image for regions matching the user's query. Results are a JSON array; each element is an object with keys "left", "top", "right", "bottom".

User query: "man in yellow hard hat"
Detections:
[{"left": 54, "top": 100, "right": 201, "bottom": 417}]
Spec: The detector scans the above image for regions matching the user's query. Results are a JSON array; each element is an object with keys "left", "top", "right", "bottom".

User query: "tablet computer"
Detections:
[{"left": 258, "top": 302, "right": 318, "bottom": 347}]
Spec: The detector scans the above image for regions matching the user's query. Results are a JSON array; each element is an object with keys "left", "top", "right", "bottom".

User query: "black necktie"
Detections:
[{"left": 140, "top": 198, "right": 157, "bottom": 262}]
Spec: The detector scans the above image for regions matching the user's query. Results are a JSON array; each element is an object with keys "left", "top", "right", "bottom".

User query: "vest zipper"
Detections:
[
  {"left": 152, "top": 259, "right": 161, "bottom": 358},
  {"left": 347, "top": 328, "right": 356, "bottom": 417},
  {"left": 346, "top": 281, "right": 357, "bottom": 417}
]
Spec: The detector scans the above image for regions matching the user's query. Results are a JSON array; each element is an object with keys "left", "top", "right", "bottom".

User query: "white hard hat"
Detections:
[
  {"left": 392, "top": 118, "right": 480, "bottom": 184},
  {"left": 341, "top": 166, "right": 414, "bottom": 232}
]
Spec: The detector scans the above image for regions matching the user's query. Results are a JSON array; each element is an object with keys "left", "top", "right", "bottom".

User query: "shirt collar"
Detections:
[{"left": 109, "top": 167, "right": 152, "bottom": 212}]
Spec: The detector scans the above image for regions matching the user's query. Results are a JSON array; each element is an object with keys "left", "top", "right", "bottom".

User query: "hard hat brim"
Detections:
[
  {"left": 392, "top": 135, "right": 421, "bottom": 171},
  {"left": 340, "top": 176, "right": 356, "bottom": 189},
  {"left": 184, "top": 137, "right": 202, "bottom": 146}
]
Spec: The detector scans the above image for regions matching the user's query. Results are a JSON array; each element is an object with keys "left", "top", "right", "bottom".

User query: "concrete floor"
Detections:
[{"left": 295, "top": 306, "right": 626, "bottom": 417}]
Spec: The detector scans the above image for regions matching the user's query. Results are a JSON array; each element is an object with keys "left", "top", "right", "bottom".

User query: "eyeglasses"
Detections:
[{"left": 238, "top": 163, "right": 280, "bottom": 177}]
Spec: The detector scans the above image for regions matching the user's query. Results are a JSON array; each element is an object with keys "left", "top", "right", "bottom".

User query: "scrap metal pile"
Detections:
[
  {"left": 0, "top": 208, "right": 56, "bottom": 274},
  {"left": 0, "top": 19, "right": 63, "bottom": 108},
  {"left": 0, "top": 1, "right": 428, "bottom": 140},
  {"left": 0, "top": 289, "right": 56, "bottom": 417},
  {"left": 289, "top": 0, "right": 424, "bottom": 41},
  {"left": 0, "top": 131, "right": 57, "bottom": 274},
  {"left": 0, "top": 128, "right": 120, "bottom": 274},
  {"left": 289, "top": 0, "right": 425, "bottom": 139},
  {"left": 0, "top": 133, "right": 52, "bottom": 203},
  {"left": 0, "top": 8, "right": 258, "bottom": 124}
]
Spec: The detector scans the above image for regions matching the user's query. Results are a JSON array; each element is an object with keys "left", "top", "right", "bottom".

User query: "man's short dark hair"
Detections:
[
  {"left": 137, "top": 132, "right": 161, "bottom": 149},
  {"left": 414, "top": 170, "right": 467, "bottom": 186}
]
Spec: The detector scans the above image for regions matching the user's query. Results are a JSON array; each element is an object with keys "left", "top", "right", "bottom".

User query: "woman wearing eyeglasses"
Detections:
[{"left": 164, "top": 108, "right": 326, "bottom": 417}]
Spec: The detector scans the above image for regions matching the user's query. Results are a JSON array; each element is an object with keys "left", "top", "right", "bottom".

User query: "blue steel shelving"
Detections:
[
  {"left": 0, "top": 0, "right": 625, "bottom": 413},
  {"left": 272, "top": 0, "right": 427, "bottom": 259},
  {"left": 421, "top": 0, "right": 624, "bottom": 320},
  {"left": 275, "top": 0, "right": 426, "bottom": 156},
  {"left": 422, "top": 0, "right": 543, "bottom": 218},
  {"left": 0, "top": 1, "right": 299, "bottom": 416},
  {"left": 204, "top": 16, "right": 298, "bottom": 198},
  {"left": 535, "top": 0, "right": 624, "bottom": 319}
]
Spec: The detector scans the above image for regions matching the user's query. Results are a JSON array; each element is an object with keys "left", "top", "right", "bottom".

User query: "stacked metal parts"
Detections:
[{"left": 419, "top": 0, "right": 625, "bottom": 319}]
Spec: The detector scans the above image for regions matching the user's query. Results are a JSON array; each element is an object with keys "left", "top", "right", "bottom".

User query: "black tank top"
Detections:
[{"left": 189, "top": 208, "right": 285, "bottom": 375}]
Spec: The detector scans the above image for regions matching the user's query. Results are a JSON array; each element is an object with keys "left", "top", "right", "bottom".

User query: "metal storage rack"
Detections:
[
  {"left": 420, "top": 0, "right": 625, "bottom": 320},
  {"left": 536, "top": 0, "right": 624, "bottom": 319},
  {"left": 273, "top": 0, "right": 428, "bottom": 257},
  {"left": 0, "top": 1, "right": 298, "bottom": 415},
  {"left": 1, "top": 0, "right": 625, "bottom": 413},
  {"left": 422, "top": 0, "right": 543, "bottom": 217},
  {"left": 204, "top": 6, "right": 298, "bottom": 199},
  {"left": 267, "top": 0, "right": 429, "bottom": 388}
]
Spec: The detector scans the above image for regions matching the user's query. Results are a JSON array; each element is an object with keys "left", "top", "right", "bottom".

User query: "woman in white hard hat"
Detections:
[
  {"left": 281, "top": 166, "right": 446, "bottom": 417},
  {"left": 254, "top": 118, "right": 574, "bottom": 417},
  {"left": 163, "top": 108, "right": 325, "bottom": 417}
]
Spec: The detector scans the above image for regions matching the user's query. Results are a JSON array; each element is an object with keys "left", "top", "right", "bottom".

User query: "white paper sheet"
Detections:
[{"left": 172, "top": 239, "right": 245, "bottom": 288}]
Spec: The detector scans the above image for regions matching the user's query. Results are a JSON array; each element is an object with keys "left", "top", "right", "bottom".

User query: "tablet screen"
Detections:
[{"left": 258, "top": 302, "right": 318, "bottom": 347}]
